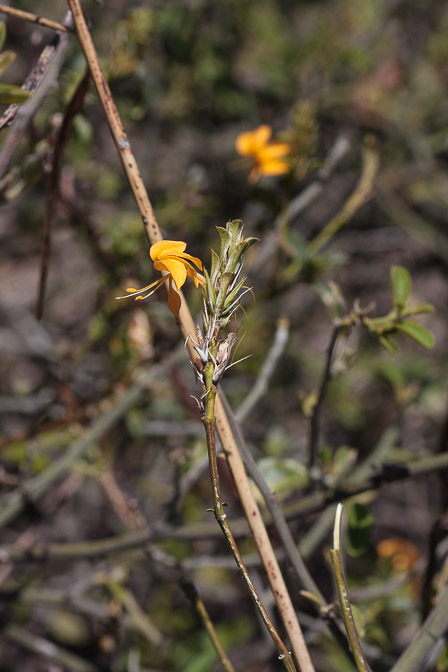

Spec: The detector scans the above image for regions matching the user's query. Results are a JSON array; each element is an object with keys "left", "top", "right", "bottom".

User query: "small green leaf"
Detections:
[
  {"left": 315, "top": 280, "right": 347, "bottom": 319},
  {"left": 286, "top": 230, "right": 308, "bottom": 264},
  {"left": 0, "top": 50, "right": 15, "bottom": 75},
  {"left": 404, "top": 303, "right": 435, "bottom": 315},
  {"left": 0, "top": 22, "right": 6, "bottom": 52},
  {"left": 228, "top": 218, "right": 244, "bottom": 239},
  {"left": 236, "top": 237, "right": 258, "bottom": 258},
  {"left": 396, "top": 321, "right": 435, "bottom": 349},
  {"left": 332, "top": 445, "right": 357, "bottom": 476},
  {"left": 215, "top": 226, "right": 230, "bottom": 257},
  {"left": 391, "top": 266, "right": 411, "bottom": 307},
  {"left": 300, "top": 591, "right": 324, "bottom": 608},
  {"left": 379, "top": 334, "right": 399, "bottom": 355},
  {"left": 347, "top": 502, "right": 374, "bottom": 556},
  {"left": 365, "top": 314, "right": 394, "bottom": 331},
  {"left": 209, "top": 248, "right": 220, "bottom": 283},
  {"left": 0, "top": 84, "right": 30, "bottom": 105},
  {"left": 254, "top": 457, "right": 309, "bottom": 501}
]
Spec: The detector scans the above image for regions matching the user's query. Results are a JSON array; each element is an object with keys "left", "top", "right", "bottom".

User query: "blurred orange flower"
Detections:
[
  {"left": 236, "top": 124, "right": 291, "bottom": 182},
  {"left": 117, "top": 240, "right": 202, "bottom": 318},
  {"left": 377, "top": 537, "right": 421, "bottom": 572}
]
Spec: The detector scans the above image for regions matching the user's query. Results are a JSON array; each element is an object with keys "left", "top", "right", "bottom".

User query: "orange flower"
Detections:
[
  {"left": 236, "top": 124, "right": 291, "bottom": 182},
  {"left": 117, "top": 240, "right": 202, "bottom": 318},
  {"left": 377, "top": 538, "right": 421, "bottom": 572}
]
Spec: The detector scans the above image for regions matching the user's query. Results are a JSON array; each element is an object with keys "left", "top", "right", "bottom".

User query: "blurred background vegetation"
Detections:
[{"left": 0, "top": 1, "right": 447, "bottom": 670}]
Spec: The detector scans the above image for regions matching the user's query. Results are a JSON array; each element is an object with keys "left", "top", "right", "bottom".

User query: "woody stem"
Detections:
[{"left": 201, "top": 365, "right": 296, "bottom": 672}]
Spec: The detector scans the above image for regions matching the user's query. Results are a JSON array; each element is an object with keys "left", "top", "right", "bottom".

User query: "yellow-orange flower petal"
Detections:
[
  {"left": 258, "top": 142, "right": 291, "bottom": 160},
  {"left": 117, "top": 240, "right": 202, "bottom": 318},
  {"left": 236, "top": 124, "right": 272, "bottom": 157},
  {"left": 236, "top": 126, "right": 292, "bottom": 181},
  {"left": 257, "top": 157, "right": 291, "bottom": 176},
  {"left": 150, "top": 240, "right": 202, "bottom": 289},
  {"left": 150, "top": 240, "right": 187, "bottom": 260},
  {"left": 154, "top": 257, "right": 187, "bottom": 290},
  {"left": 150, "top": 240, "right": 202, "bottom": 268}
]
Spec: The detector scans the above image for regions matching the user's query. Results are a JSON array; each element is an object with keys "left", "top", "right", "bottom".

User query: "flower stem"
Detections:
[
  {"left": 330, "top": 505, "right": 371, "bottom": 672},
  {"left": 202, "top": 382, "right": 296, "bottom": 672}
]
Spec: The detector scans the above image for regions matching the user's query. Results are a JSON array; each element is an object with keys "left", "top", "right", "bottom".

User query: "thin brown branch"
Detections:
[
  {"left": 220, "top": 392, "right": 355, "bottom": 667},
  {"left": 202, "top": 392, "right": 299, "bottom": 671},
  {"left": 236, "top": 316, "right": 290, "bottom": 422},
  {"left": 0, "top": 5, "right": 72, "bottom": 33},
  {"left": 66, "top": 0, "right": 160, "bottom": 246},
  {"left": 308, "top": 323, "right": 342, "bottom": 469},
  {"left": 390, "top": 584, "right": 448, "bottom": 672},
  {"left": 0, "top": 11, "right": 72, "bottom": 132},
  {"left": 4, "top": 624, "right": 99, "bottom": 672},
  {"left": 421, "top": 513, "right": 448, "bottom": 621},
  {"left": 36, "top": 70, "right": 90, "bottom": 319},
  {"left": 307, "top": 134, "right": 379, "bottom": 256},
  {"left": 179, "top": 578, "right": 236, "bottom": 672},
  {"left": 2, "top": 451, "right": 448, "bottom": 561},
  {"left": 283, "top": 451, "right": 448, "bottom": 520}
]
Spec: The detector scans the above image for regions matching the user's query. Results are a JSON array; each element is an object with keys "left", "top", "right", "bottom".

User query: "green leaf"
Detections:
[
  {"left": 315, "top": 280, "right": 347, "bottom": 319},
  {"left": 254, "top": 457, "right": 308, "bottom": 502},
  {"left": 300, "top": 591, "right": 324, "bottom": 608},
  {"left": 209, "top": 248, "right": 220, "bottom": 283},
  {"left": 347, "top": 502, "right": 374, "bottom": 556},
  {"left": 0, "top": 22, "right": 6, "bottom": 52},
  {"left": 215, "top": 226, "right": 230, "bottom": 258},
  {"left": 391, "top": 266, "right": 411, "bottom": 307},
  {"left": 236, "top": 236, "right": 258, "bottom": 258},
  {"left": 0, "top": 84, "right": 31, "bottom": 105},
  {"left": 405, "top": 303, "right": 434, "bottom": 315},
  {"left": 396, "top": 321, "right": 435, "bottom": 349},
  {"left": 228, "top": 218, "right": 244, "bottom": 240},
  {"left": 203, "top": 269, "right": 216, "bottom": 304},
  {"left": 286, "top": 230, "right": 308, "bottom": 264},
  {"left": 379, "top": 334, "right": 399, "bottom": 355},
  {"left": 331, "top": 445, "right": 357, "bottom": 477},
  {"left": 0, "top": 50, "right": 15, "bottom": 76}
]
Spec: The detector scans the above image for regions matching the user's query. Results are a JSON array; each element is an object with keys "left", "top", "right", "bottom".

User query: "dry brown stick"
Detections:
[
  {"left": 36, "top": 70, "right": 90, "bottom": 319},
  {"left": 220, "top": 393, "right": 355, "bottom": 667},
  {"left": 215, "top": 393, "right": 314, "bottom": 670},
  {"left": 179, "top": 578, "right": 236, "bottom": 672},
  {"left": 0, "top": 11, "right": 72, "bottom": 132},
  {"left": 308, "top": 323, "right": 342, "bottom": 469},
  {"left": 67, "top": 2, "right": 313, "bottom": 667},
  {"left": 66, "top": 0, "right": 160, "bottom": 246},
  {"left": 0, "top": 5, "right": 72, "bottom": 33}
]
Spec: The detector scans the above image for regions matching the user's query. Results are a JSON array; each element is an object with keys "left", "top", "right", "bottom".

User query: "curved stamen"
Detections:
[{"left": 116, "top": 275, "right": 169, "bottom": 300}]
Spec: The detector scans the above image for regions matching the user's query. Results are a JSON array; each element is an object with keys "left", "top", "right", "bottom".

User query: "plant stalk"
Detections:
[
  {"left": 330, "top": 505, "right": 371, "bottom": 672},
  {"left": 202, "top": 381, "right": 297, "bottom": 672},
  {"left": 179, "top": 578, "right": 235, "bottom": 672}
]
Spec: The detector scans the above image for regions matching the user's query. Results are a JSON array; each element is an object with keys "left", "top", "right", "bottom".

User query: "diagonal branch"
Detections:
[
  {"left": 390, "top": 584, "right": 448, "bottom": 672},
  {"left": 36, "top": 70, "right": 90, "bottom": 319},
  {"left": 0, "top": 5, "right": 71, "bottom": 33}
]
